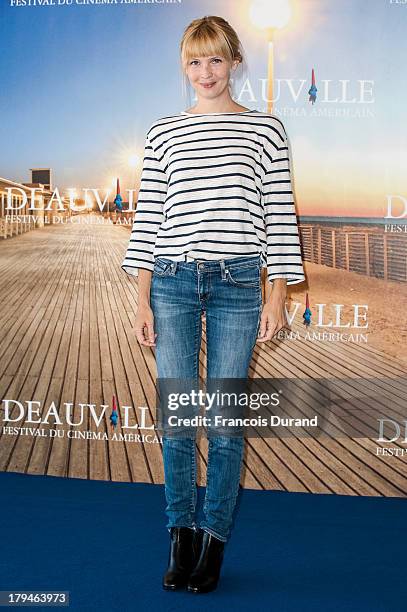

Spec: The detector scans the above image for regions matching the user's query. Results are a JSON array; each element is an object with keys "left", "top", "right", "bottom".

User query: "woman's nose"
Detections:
[{"left": 201, "top": 67, "right": 213, "bottom": 78}]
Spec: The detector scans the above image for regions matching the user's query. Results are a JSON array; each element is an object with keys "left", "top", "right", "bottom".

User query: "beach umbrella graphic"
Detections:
[
  {"left": 110, "top": 395, "right": 119, "bottom": 429},
  {"left": 303, "top": 292, "right": 312, "bottom": 326},
  {"left": 114, "top": 178, "right": 123, "bottom": 211},
  {"left": 308, "top": 68, "right": 317, "bottom": 104}
]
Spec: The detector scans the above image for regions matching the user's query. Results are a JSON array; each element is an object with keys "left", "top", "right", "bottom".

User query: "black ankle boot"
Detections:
[
  {"left": 187, "top": 528, "right": 225, "bottom": 593},
  {"left": 162, "top": 526, "right": 197, "bottom": 590}
]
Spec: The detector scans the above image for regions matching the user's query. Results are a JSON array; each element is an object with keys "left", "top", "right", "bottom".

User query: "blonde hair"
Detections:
[{"left": 180, "top": 15, "right": 248, "bottom": 103}]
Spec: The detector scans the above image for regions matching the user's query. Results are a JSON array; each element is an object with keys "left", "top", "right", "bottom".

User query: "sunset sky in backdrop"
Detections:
[{"left": 1, "top": 0, "right": 406, "bottom": 218}]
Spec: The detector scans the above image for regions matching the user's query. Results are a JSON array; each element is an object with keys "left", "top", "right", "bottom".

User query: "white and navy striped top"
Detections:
[{"left": 121, "top": 109, "right": 305, "bottom": 285}]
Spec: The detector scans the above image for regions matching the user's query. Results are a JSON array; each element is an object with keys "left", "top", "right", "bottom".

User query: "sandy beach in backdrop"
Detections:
[{"left": 288, "top": 261, "right": 407, "bottom": 367}]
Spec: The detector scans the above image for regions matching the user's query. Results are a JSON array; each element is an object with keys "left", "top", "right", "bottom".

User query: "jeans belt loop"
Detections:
[{"left": 219, "top": 259, "right": 227, "bottom": 280}]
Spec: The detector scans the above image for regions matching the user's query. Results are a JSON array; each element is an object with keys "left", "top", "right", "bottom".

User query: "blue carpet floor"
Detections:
[{"left": 0, "top": 471, "right": 405, "bottom": 611}]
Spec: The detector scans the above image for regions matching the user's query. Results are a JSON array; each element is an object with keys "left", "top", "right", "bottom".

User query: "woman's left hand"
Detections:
[{"left": 257, "top": 279, "right": 288, "bottom": 343}]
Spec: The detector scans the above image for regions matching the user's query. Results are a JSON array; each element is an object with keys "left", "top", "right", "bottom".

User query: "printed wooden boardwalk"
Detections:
[{"left": 0, "top": 215, "right": 405, "bottom": 496}]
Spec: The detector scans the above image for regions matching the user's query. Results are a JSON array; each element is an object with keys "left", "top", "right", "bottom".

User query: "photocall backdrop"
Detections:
[{"left": 0, "top": 0, "right": 406, "bottom": 497}]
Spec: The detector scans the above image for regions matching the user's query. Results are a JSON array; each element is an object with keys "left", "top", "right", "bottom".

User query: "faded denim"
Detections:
[{"left": 150, "top": 254, "right": 262, "bottom": 542}]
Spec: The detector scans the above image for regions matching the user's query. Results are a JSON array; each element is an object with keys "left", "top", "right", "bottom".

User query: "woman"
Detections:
[{"left": 121, "top": 15, "right": 305, "bottom": 594}]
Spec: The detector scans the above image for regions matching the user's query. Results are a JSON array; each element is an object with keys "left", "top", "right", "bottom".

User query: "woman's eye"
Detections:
[{"left": 189, "top": 58, "right": 222, "bottom": 65}]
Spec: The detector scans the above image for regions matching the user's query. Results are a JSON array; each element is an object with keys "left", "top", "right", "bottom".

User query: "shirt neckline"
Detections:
[{"left": 181, "top": 109, "right": 256, "bottom": 116}]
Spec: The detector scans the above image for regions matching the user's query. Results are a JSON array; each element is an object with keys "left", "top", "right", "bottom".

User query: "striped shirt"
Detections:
[{"left": 121, "top": 109, "right": 305, "bottom": 285}]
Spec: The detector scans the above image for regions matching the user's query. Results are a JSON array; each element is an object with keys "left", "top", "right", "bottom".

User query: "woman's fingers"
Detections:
[
  {"left": 135, "top": 318, "right": 157, "bottom": 346},
  {"left": 257, "top": 309, "right": 273, "bottom": 341},
  {"left": 135, "top": 324, "right": 149, "bottom": 346},
  {"left": 144, "top": 322, "right": 156, "bottom": 345},
  {"left": 257, "top": 312, "right": 286, "bottom": 343}
]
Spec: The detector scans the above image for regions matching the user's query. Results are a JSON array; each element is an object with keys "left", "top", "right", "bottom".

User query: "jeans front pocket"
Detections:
[
  {"left": 153, "top": 257, "right": 173, "bottom": 277},
  {"left": 226, "top": 262, "right": 261, "bottom": 288}
]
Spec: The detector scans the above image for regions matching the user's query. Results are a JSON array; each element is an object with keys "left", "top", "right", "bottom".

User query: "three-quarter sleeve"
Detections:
[
  {"left": 261, "top": 119, "right": 306, "bottom": 286},
  {"left": 121, "top": 130, "right": 167, "bottom": 277}
]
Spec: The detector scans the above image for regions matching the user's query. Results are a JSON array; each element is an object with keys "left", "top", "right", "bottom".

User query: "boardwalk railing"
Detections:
[{"left": 299, "top": 224, "right": 407, "bottom": 282}]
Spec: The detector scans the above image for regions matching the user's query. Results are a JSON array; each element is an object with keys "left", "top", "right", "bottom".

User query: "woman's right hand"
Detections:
[{"left": 135, "top": 303, "right": 157, "bottom": 346}]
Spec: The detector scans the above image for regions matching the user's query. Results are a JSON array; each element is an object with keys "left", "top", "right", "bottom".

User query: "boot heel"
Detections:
[{"left": 187, "top": 528, "right": 225, "bottom": 593}]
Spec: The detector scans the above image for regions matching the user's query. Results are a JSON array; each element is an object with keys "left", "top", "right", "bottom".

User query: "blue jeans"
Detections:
[{"left": 150, "top": 254, "right": 263, "bottom": 543}]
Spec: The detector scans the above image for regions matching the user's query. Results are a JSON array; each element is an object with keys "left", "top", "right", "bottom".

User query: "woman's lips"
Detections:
[{"left": 201, "top": 82, "right": 216, "bottom": 88}]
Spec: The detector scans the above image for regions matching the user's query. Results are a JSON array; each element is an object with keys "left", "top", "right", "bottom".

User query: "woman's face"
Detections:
[{"left": 185, "top": 55, "right": 238, "bottom": 101}]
